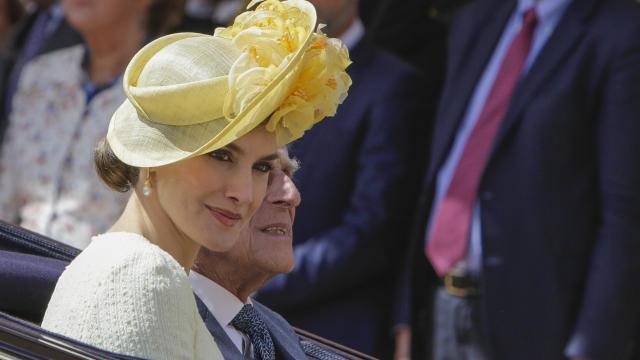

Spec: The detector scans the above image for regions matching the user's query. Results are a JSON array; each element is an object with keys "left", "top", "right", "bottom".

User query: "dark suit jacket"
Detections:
[
  {"left": 195, "top": 295, "right": 307, "bottom": 360},
  {"left": 401, "top": 0, "right": 640, "bottom": 359},
  {"left": 255, "top": 38, "right": 432, "bottom": 356}
]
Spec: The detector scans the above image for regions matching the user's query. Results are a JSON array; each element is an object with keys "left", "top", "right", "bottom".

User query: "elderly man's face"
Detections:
[{"left": 225, "top": 148, "right": 301, "bottom": 275}]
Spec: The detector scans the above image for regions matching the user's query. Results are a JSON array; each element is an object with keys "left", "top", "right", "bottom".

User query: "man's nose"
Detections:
[{"left": 266, "top": 170, "right": 301, "bottom": 208}]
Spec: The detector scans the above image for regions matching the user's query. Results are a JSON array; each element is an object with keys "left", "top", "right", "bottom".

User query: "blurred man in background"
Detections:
[{"left": 399, "top": 0, "right": 640, "bottom": 359}]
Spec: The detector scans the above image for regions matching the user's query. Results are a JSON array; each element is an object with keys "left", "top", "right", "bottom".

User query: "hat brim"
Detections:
[
  {"left": 107, "top": 100, "right": 230, "bottom": 168},
  {"left": 108, "top": 0, "right": 317, "bottom": 168}
]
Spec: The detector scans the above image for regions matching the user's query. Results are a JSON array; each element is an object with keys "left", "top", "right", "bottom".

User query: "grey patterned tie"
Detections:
[{"left": 231, "top": 304, "right": 276, "bottom": 360}]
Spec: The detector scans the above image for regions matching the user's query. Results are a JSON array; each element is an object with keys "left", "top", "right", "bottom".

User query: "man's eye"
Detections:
[
  {"left": 254, "top": 162, "right": 273, "bottom": 173},
  {"left": 209, "top": 150, "right": 231, "bottom": 162}
]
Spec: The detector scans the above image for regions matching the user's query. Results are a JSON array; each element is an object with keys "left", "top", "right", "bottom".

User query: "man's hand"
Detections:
[{"left": 394, "top": 325, "right": 411, "bottom": 360}]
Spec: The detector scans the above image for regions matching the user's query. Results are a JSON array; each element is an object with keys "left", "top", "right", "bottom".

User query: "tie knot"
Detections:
[
  {"left": 231, "top": 304, "right": 262, "bottom": 333},
  {"left": 522, "top": 7, "right": 538, "bottom": 28},
  {"left": 231, "top": 304, "right": 276, "bottom": 360}
]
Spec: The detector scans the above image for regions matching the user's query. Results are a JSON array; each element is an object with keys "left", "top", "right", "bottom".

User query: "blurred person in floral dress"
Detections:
[{"left": 0, "top": 0, "right": 183, "bottom": 248}]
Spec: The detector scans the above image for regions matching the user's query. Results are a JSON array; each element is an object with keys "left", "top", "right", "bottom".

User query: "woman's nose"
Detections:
[{"left": 224, "top": 169, "right": 254, "bottom": 205}]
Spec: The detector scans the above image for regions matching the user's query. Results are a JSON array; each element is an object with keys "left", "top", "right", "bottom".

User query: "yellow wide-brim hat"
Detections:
[{"left": 107, "top": 0, "right": 352, "bottom": 168}]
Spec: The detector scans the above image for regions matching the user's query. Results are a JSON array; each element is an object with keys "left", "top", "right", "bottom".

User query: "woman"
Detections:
[
  {"left": 0, "top": 0, "right": 183, "bottom": 248},
  {"left": 40, "top": 0, "right": 351, "bottom": 359}
]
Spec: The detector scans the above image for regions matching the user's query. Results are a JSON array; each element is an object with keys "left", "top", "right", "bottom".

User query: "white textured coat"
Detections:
[{"left": 42, "top": 232, "right": 223, "bottom": 360}]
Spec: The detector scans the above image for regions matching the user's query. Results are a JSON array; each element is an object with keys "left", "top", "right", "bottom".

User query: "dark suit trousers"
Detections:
[{"left": 430, "top": 288, "right": 489, "bottom": 360}]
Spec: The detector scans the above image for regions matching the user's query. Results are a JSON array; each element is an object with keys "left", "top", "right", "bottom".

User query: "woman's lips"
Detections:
[{"left": 206, "top": 206, "right": 242, "bottom": 227}]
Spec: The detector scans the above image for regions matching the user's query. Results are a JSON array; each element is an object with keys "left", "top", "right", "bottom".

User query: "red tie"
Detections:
[{"left": 427, "top": 9, "right": 538, "bottom": 276}]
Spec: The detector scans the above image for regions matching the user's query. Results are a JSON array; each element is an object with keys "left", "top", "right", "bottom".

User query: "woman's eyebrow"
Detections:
[
  {"left": 225, "top": 144, "right": 277, "bottom": 162},
  {"left": 225, "top": 143, "right": 243, "bottom": 154}
]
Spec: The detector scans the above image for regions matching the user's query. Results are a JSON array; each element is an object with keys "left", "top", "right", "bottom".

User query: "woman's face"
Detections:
[{"left": 152, "top": 126, "right": 278, "bottom": 252}]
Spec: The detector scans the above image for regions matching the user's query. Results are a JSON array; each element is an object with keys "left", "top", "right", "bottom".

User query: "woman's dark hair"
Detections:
[
  {"left": 94, "top": 138, "right": 139, "bottom": 193},
  {"left": 147, "top": 0, "right": 186, "bottom": 36}
]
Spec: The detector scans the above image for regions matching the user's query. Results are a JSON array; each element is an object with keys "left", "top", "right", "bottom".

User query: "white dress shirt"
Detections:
[{"left": 189, "top": 271, "right": 253, "bottom": 355}]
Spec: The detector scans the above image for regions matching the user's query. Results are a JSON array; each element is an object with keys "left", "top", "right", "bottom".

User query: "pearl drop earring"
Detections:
[{"left": 142, "top": 172, "right": 152, "bottom": 197}]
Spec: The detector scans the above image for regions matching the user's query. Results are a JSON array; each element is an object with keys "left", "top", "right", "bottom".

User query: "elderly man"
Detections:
[{"left": 189, "top": 148, "right": 307, "bottom": 360}]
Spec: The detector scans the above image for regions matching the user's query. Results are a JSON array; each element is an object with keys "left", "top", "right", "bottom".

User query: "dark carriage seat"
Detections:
[
  {"left": 0, "top": 221, "right": 75, "bottom": 323},
  {"left": 0, "top": 250, "right": 66, "bottom": 323},
  {"left": 0, "top": 221, "right": 80, "bottom": 261},
  {"left": 0, "top": 311, "right": 146, "bottom": 359}
]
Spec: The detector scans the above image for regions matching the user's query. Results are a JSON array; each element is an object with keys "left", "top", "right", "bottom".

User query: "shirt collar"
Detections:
[
  {"left": 189, "top": 271, "right": 251, "bottom": 327},
  {"left": 517, "top": 0, "right": 573, "bottom": 21},
  {"left": 339, "top": 17, "right": 365, "bottom": 50}
]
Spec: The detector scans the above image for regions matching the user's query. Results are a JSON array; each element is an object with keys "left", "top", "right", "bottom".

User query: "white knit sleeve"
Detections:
[{"left": 41, "top": 236, "right": 223, "bottom": 360}]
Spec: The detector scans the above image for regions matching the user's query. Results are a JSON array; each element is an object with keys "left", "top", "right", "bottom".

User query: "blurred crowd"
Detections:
[{"left": 0, "top": 0, "right": 639, "bottom": 359}]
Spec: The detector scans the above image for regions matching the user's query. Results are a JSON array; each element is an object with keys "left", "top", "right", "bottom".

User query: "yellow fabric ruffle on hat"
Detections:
[
  {"left": 217, "top": 0, "right": 352, "bottom": 145},
  {"left": 107, "top": 0, "right": 351, "bottom": 168}
]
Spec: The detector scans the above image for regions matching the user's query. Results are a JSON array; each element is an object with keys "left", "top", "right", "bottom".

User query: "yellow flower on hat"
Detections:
[
  {"left": 107, "top": 0, "right": 351, "bottom": 168},
  {"left": 268, "top": 29, "right": 352, "bottom": 142},
  {"left": 215, "top": 0, "right": 352, "bottom": 145}
]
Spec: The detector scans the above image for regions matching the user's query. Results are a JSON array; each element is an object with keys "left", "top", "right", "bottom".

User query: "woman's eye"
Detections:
[
  {"left": 209, "top": 150, "right": 232, "bottom": 162},
  {"left": 254, "top": 162, "right": 273, "bottom": 173}
]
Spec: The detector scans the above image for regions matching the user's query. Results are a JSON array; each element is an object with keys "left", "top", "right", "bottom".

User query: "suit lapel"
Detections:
[
  {"left": 195, "top": 295, "right": 245, "bottom": 360},
  {"left": 490, "top": 0, "right": 598, "bottom": 157},
  {"left": 427, "top": 0, "right": 516, "bottom": 183},
  {"left": 253, "top": 302, "right": 307, "bottom": 360}
]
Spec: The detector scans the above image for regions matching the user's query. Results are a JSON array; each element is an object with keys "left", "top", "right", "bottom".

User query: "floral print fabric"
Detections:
[{"left": 0, "top": 45, "right": 128, "bottom": 248}]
